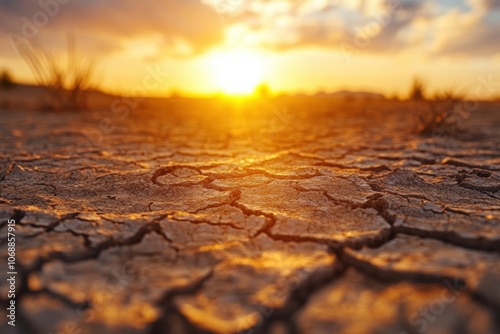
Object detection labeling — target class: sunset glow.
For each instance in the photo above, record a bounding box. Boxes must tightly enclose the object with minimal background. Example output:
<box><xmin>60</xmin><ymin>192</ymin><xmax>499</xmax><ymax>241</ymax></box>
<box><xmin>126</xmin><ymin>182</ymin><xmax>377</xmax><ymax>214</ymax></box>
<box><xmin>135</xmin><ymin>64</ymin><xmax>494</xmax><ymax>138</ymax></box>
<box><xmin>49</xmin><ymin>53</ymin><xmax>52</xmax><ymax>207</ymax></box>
<box><xmin>0</xmin><ymin>0</ymin><xmax>499</xmax><ymax>98</ymax></box>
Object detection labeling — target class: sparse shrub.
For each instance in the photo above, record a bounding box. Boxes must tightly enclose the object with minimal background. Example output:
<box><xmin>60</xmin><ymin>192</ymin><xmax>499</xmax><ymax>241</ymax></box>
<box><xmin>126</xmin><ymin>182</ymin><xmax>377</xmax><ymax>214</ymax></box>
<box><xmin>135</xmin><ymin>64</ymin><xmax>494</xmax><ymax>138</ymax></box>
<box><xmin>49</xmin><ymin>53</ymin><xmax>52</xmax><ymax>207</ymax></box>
<box><xmin>409</xmin><ymin>77</ymin><xmax>426</xmax><ymax>101</ymax></box>
<box><xmin>0</xmin><ymin>70</ymin><xmax>15</xmax><ymax>89</ymax></box>
<box><xmin>388</xmin><ymin>92</ymin><xmax>400</xmax><ymax>101</ymax></box>
<box><xmin>416</xmin><ymin>89</ymin><xmax>468</xmax><ymax>136</ymax></box>
<box><xmin>431</xmin><ymin>89</ymin><xmax>463</xmax><ymax>102</ymax></box>
<box><xmin>18</xmin><ymin>35</ymin><xmax>96</xmax><ymax>111</ymax></box>
<box><xmin>254</xmin><ymin>83</ymin><xmax>270</xmax><ymax>99</ymax></box>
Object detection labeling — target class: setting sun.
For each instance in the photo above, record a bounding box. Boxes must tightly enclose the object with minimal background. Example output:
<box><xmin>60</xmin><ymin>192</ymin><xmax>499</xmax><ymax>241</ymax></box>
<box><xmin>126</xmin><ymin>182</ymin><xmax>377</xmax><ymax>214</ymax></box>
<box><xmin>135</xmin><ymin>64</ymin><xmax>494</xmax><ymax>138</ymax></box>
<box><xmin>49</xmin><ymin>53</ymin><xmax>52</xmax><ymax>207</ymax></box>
<box><xmin>210</xmin><ymin>49</ymin><xmax>265</xmax><ymax>95</ymax></box>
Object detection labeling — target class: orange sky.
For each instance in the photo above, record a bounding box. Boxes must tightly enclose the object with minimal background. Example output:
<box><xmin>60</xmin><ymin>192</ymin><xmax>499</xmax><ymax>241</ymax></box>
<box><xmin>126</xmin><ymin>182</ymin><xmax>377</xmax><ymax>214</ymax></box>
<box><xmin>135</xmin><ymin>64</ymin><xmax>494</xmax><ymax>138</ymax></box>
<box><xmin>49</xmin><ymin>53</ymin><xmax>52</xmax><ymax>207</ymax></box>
<box><xmin>1</xmin><ymin>0</ymin><xmax>499</xmax><ymax>98</ymax></box>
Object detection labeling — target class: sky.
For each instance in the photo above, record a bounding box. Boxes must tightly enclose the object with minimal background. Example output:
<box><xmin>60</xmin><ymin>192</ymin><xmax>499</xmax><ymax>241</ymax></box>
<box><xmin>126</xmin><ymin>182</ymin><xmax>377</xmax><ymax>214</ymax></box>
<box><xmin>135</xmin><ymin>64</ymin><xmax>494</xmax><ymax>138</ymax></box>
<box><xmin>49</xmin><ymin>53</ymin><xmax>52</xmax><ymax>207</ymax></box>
<box><xmin>0</xmin><ymin>0</ymin><xmax>499</xmax><ymax>98</ymax></box>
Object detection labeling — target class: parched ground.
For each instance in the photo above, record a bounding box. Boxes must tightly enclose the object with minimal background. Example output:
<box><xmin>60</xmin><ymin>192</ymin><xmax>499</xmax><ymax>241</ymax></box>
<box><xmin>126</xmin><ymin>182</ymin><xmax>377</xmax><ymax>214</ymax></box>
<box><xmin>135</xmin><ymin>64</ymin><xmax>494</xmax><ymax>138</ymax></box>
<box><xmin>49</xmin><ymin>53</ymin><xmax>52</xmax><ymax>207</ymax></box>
<box><xmin>1</xmin><ymin>99</ymin><xmax>500</xmax><ymax>334</ymax></box>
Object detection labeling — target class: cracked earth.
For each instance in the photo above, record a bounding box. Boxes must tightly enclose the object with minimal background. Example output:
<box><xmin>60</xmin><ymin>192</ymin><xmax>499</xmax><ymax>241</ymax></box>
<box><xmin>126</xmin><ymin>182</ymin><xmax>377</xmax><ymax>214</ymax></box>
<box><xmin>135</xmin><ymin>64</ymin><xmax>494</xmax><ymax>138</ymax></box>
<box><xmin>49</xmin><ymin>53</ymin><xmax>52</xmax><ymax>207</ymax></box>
<box><xmin>1</xmin><ymin>100</ymin><xmax>500</xmax><ymax>333</ymax></box>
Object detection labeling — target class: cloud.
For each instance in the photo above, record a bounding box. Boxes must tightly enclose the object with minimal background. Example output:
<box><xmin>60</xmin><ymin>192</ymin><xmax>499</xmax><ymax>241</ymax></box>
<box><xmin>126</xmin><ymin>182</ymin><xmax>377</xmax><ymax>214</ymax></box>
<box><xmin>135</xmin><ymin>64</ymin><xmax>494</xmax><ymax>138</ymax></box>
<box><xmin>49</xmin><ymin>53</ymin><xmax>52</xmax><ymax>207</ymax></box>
<box><xmin>472</xmin><ymin>0</ymin><xmax>500</xmax><ymax>10</ymax></box>
<box><xmin>428</xmin><ymin>0</ymin><xmax>500</xmax><ymax>57</ymax></box>
<box><xmin>224</xmin><ymin>0</ymin><xmax>500</xmax><ymax>57</ymax></box>
<box><xmin>220</xmin><ymin>0</ymin><xmax>429</xmax><ymax>55</ymax></box>
<box><xmin>0</xmin><ymin>0</ymin><xmax>224</xmax><ymax>57</ymax></box>
<box><xmin>0</xmin><ymin>0</ymin><xmax>498</xmax><ymax>60</ymax></box>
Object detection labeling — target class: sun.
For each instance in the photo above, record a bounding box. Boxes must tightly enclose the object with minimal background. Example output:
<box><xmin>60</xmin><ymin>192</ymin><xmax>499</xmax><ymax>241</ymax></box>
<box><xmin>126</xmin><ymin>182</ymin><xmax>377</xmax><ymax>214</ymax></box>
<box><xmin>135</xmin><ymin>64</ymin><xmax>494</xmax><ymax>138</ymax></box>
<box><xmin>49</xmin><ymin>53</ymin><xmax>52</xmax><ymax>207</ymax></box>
<box><xmin>210</xmin><ymin>49</ymin><xmax>265</xmax><ymax>95</ymax></box>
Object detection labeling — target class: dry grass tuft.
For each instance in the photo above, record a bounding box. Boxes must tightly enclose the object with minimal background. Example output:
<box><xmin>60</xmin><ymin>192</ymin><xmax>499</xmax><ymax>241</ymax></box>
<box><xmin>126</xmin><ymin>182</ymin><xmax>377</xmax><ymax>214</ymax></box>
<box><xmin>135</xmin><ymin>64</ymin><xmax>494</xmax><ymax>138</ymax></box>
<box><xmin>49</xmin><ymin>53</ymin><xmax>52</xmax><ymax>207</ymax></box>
<box><xmin>0</xmin><ymin>70</ymin><xmax>15</xmax><ymax>90</ymax></box>
<box><xmin>409</xmin><ymin>77</ymin><xmax>426</xmax><ymax>101</ymax></box>
<box><xmin>417</xmin><ymin>89</ymin><xmax>468</xmax><ymax>136</ymax></box>
<box><xmin>18</xmin><ymin>35</ymin><xmax>96</xmax><ymax>111</ymax></box>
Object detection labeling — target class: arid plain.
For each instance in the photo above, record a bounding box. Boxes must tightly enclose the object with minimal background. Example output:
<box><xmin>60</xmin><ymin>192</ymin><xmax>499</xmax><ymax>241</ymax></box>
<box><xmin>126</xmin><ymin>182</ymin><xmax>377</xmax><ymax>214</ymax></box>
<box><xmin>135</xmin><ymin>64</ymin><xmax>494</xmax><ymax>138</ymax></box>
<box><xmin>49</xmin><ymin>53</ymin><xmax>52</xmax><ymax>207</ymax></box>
<box><xmin>1</xmin><ymin>96</ymin><xmax>500</xmax><ymax>333</ymax></box>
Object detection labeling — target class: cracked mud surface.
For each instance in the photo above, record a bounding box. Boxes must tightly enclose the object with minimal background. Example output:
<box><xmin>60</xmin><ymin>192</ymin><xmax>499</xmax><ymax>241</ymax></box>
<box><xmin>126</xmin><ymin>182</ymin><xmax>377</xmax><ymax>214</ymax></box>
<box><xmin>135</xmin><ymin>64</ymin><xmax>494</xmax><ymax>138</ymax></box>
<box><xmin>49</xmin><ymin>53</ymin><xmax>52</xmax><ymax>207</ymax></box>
<box><xmin>1</xmin><ymin>101</ymin><xmax>500</xmax><ymax>333</ymax></box>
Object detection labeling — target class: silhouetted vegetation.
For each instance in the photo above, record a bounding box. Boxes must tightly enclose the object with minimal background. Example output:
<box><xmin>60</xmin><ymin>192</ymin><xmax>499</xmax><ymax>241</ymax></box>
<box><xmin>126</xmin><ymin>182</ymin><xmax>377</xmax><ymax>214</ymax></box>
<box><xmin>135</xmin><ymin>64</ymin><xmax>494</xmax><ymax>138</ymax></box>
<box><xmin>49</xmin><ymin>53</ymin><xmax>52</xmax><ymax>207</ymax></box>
<box><xmin>409</xmin><ymin>77</ymin><xmax>426</xmax><ymax>101</ymax></box>
<box><xmin>431</xmin><ymin>89</ymin><xmax>464</xmax><ymax>102</ymax></box>
<box><xmin>18</xmin><ymin>35</ymin><xmax>96</xmax><ymax>111</ymax></box>
<box><xmin>0</xmin><ymin>70</ymin><xmax>15</xmax><ymax>89</ymax></box>
<box><xmin>254</xmin><ymin>83</ymin><xmax>271</xmax><ymax>99</ymax></box>
<box><xmin>417</xmin><ymin>89</ymin><xmax>467</xmax><ymax>136</ymax></box>
<box><xmin>388</xmin><ymin>92</ymin><xmax>400</xmax><ymax>101</ymax></box>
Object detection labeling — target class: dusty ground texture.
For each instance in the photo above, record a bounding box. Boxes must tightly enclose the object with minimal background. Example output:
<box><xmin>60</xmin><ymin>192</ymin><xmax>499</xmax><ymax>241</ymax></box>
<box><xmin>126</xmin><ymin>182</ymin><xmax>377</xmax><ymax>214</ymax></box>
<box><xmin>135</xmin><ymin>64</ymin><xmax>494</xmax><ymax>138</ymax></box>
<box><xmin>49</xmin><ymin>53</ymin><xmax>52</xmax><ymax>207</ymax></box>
<box><xmin>1</xmin><ymin>99</ymin><xmax>500</xmax><ymax>334</ymax></box>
